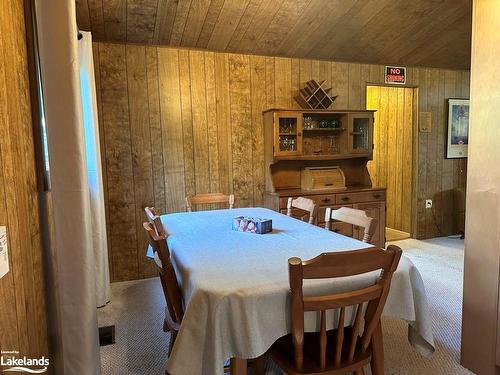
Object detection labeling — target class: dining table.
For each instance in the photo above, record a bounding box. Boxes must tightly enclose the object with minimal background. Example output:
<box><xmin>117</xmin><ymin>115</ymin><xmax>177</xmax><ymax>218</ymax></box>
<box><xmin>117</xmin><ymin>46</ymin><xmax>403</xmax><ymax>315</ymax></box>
<box><xmin>154</xmin><ymin>207</ymin><xmax>434</xmax><ymax>375</ymax></box>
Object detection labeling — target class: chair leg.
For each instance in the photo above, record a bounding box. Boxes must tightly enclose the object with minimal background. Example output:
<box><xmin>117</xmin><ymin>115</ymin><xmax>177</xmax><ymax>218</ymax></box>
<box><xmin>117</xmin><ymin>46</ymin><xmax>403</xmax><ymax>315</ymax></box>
<box><xmin>168</xmin><ymin>331</ymin><xmax>177</xmax><ymax>357</ymax></box>
<box><xmin>163</xmin><ymin>319</ymin><xmax>170</xmax><ymax>332</ymax></box>
<box><xmin>253</xmin><ymin>355</ymin><xmax>266</xmax><ymax>375</ymax></box>
<box><xmin>230</xmin><ymin>358</ymin><xmax>248</xmax><ymax>375</ymax></box>
<box><xmin>370</xmin><ymin>322</ymin><xmax>384</xmax><ymax>375</ymax></box>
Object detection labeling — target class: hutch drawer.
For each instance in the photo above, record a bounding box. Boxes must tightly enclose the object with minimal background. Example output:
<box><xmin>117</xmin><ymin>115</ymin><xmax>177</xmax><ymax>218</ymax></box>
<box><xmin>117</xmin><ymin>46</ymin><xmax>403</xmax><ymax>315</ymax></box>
<box><xmin>313</xmin><ymin>194</ymin><xmax>337</xmax><ymax>206</ymax></box>
<box><xmin>335</xmin><ymin>190</ymin><xmax>385</xmax><ymax>205</ymax></box>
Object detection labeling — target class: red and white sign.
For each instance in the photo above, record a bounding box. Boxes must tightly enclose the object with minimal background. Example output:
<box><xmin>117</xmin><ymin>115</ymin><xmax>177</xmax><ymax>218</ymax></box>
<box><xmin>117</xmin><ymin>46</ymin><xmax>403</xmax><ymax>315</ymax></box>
<box><xmin>385</xmin><ymin>66</ymin><xmax>406</xmax><ymax>85</ymax></box>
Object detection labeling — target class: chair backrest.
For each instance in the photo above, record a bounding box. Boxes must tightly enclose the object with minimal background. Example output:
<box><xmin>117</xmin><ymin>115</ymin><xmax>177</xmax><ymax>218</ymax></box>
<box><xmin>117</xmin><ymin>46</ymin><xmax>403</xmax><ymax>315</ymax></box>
<box><xmin>185</xmin><ymin>193</ymin><xmax>235</xmax><ymax>212</ymax></box>
<box><xmin>144</xmin><ymin>206</ymin><xmax>166</xmax><ymax>237</ymax></box>
<box><xmin>288</xmin><ymin>245</ymin><xmax>402</xmax><ymax>371</ymax></box>
<box><xmin>287</xmin><ymin>197</ymin><xmax>316</xmax><ymax>224</ymax></box>
<box><xmin>325</xmin><ymin>206</ymin><xmax>377</xmax><ymax>243</ymax></box>
<box><xmin>143</xmin><ymin>222</ymin><xmax>184</xmax><ymax>330</ymax></box>
<box><xmin>144</xmin><ymin>206</ymin><xmax>157</xmax><ymax>221</ymax></box>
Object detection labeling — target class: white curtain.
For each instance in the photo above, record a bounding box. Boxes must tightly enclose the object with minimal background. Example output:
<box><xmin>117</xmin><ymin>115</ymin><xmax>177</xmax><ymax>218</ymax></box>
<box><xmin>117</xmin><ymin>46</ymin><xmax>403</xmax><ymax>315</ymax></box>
<box><xmin>78</xmin><ymin>31</ymin><xmax>110</xmax><ymax>308</ymax></box>
<box><xmin>36</xmin><ymin>0</ymin><xmax>102</xmax><ymax>374</ymax></box>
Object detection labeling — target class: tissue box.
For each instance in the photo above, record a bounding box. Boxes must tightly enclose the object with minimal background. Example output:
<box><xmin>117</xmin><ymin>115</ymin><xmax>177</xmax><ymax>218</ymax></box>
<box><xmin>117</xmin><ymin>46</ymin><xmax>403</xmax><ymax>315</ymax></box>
<box><xmin>232</xmin><ymin>216</ymin><xmax>272</xmax><ymax>234</ymax></box>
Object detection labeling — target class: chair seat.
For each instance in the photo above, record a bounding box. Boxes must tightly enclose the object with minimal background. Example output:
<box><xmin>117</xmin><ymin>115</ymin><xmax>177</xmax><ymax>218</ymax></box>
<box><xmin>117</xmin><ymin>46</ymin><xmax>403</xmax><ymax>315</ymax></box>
<box><xmin>269</xmin><ymin>328</ymin><xmax>372</xmax><ymax>375</ymax></box>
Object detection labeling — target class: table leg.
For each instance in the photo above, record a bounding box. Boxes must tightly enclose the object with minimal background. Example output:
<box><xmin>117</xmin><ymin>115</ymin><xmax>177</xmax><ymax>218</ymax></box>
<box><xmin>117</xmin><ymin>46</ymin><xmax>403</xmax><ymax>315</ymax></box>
<box><xmin>253</xmin><ymin>355</ymin><xmax>266</xmax><ymax>375</ymax></box>
<box><xmin>371</xmin><ymin>321</ymin><xmax>384</xmax><ymax>375</ymax></box>
<box><xmin>230</xmin><ymin>358</ymin><xmax>247</xmax><ymax>375</ymax></box>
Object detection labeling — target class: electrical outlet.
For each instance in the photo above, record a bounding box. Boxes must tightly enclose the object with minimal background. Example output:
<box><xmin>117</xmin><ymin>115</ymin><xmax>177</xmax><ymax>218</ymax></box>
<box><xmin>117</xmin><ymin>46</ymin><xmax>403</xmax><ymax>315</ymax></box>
<box><xmin>425</xmin><ymin>199</ymin><xmax>433</xmax><ymax>209</ymax></box>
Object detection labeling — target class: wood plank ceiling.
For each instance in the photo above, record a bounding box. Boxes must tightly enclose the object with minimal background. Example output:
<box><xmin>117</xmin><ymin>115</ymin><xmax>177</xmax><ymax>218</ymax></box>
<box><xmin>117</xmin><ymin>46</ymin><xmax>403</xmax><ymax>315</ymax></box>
<box><xmin>76</xmin><ymin>0</ymin><xmax>472</xmax><ymax>70</ymax></box>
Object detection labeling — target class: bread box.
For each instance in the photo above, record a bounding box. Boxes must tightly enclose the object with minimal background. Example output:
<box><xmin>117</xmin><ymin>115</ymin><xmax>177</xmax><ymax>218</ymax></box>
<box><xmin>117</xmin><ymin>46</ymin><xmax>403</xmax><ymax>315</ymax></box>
<box><xmin>301</xmin><ymin>166</ymin><xmax>346</xmax><ymax>191</ymax></box>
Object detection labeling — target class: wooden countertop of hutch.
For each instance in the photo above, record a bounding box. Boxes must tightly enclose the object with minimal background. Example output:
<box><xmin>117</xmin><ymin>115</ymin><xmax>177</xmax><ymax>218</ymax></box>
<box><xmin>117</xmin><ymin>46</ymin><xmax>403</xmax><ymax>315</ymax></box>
<box><xmin>265</xmin><ymin>185</ymin><xmax>386</xmax><ymax>197</ymax></box>
<box><xmin>273</xmin><ymin>154</ymin><xmax>372</xmax><ymax>162</ymax></box>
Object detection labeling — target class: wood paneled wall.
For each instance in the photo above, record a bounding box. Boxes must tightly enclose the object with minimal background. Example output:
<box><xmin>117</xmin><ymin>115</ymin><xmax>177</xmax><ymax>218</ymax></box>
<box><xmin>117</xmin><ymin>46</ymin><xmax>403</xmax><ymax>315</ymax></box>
<box><xmin>0</xmin><ymin>0</ymin><xmax>49</xmax><ymax>365</ymax></box>
<box><xmin>93</xmin><ymin>42</ymin><xmax>469</xmax><ymax>282</ymax></box>
<box><xmin>367</xmin><ymin>86</ymin><xmax>415</xmax><ymax>234</ymax></box>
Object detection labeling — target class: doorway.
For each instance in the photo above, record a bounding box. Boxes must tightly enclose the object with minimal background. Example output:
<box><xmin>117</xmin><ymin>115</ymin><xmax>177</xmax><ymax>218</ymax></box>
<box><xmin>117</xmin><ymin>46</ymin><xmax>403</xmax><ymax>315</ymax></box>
<box><xmin>366</xmin><ymin>86</ymin><xmax>416</xmax><ymax>241</ymax></box>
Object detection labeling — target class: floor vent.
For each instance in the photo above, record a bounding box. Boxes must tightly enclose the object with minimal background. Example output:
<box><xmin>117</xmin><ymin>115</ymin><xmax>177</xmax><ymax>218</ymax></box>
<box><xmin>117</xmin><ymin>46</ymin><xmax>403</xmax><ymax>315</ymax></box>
<box><xmin>99</xmin><ymin>325</ymin><xmax>115</xmax><ymax>346</ymax></box>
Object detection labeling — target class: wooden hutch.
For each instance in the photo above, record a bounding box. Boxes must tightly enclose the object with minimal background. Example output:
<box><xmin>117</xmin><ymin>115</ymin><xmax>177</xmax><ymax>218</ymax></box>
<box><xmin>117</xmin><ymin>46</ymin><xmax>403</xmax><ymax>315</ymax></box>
<box><xmin>263</xmin><ymin>109</ymin><xmax>386</xmax><ymax>248</ymax></box>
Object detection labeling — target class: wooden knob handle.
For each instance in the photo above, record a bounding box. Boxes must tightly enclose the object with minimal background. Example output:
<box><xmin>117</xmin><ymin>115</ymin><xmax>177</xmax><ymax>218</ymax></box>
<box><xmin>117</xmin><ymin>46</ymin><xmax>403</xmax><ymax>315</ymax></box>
<box><xmin>373</xmin><ymin>193</ymin><xmax>381</xmax><ymax>199</ymax></box>
<box><xmin>341</xmin><ymin>197</ymin><xmax>350</xmax><ymax>202</ymax></box>
<box><xmin>322</xmin><ymin>198</ymin><xmax>331</xmax><ymax>203</ymax></box>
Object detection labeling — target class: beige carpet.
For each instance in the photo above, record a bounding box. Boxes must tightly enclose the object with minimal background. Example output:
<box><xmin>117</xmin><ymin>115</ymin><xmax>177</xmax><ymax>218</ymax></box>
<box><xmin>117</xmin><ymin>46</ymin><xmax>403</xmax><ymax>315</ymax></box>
<box><xmin>98</xmin><ymin>237</ymin><xmax>475</xmax><ymax>375</ymax></box>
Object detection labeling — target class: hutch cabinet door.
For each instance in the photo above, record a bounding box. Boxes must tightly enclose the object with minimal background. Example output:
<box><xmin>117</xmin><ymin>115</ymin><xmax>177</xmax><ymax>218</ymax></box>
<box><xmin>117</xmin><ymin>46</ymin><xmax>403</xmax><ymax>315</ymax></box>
<box><xmin>348</xmin><ymin>113</ymin><xmax>373</xmax><ymax>155</ymax></box>
<box><xmin>274</xmin><ymin>112</ymin><xmax>303</xmax><ymax>156</ymax></box>
<box><xmin>353</xmin><ymin>201</ymin><xmax>385</xmax><ymax>247</ymax></box>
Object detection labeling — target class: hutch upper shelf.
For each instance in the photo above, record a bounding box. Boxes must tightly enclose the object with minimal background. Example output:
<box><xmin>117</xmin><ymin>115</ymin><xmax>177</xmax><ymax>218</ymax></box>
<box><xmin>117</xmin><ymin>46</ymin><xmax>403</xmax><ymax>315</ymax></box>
<box><xmin>263</xmin><ymin>109</ymin><xmax>375</xmax><ymax>161</ymax></box>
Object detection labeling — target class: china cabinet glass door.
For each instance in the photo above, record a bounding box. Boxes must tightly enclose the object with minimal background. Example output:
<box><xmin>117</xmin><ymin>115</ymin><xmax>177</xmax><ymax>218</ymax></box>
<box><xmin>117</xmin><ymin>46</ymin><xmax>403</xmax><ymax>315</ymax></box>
<box><xmin>348</xmin><ymin>114</ymin><xmax>373</xmax><ymax>154</ymax></box>
<box><xmin>274</xmin><ymin>112</ymin><xmax>302</xmax><ymax>156</ymax></box>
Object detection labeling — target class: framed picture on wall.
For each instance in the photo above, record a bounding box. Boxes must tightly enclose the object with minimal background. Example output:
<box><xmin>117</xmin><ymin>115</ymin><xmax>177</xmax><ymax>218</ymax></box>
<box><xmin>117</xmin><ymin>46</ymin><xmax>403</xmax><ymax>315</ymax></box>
<box><xmin>446</xmin><ymin>98</ymin><xmax>470</xmax><ymax>158</ymax></box>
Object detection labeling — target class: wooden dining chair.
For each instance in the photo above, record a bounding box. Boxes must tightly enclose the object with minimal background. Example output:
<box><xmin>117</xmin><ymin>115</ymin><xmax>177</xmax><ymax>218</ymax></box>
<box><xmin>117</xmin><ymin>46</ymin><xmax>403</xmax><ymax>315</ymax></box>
<box><xmin>143</xmin><ymin>221</ymin><xmax>183</xmax><ymax>359</ymax></box>
<box><xmin>185</xmin><ymin>192</ymin><xmax>235</xmax><ymax>212</ymax></box>
<box><xmin>287</xmin><ymin>197</ymin><xmax>316</xmax><ymax>224</ymax></box>
<box><xmin>144</xmin><ymin>206</ymin><xmax>166</xmax><ymax>237</ymax></box>
<box><xmin>325</xmin><ymin>206</ymin><xmax>378</xmax><ymax>243</ymax></box>
<box><xmin>144</xmin><ymin>207</ymin><xmax>173</xmax><ymax>334</ymax></box>
<box><xmin>264</xmin><ymin>245</ymin><xmax>402</xmax><ymax>375</ymax></box>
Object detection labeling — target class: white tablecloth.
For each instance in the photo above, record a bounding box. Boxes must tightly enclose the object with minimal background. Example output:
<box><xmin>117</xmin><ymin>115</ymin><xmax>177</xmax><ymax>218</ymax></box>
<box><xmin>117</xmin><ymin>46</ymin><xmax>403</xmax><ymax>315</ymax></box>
<box><xmin>158</xmin><ymin>208</ymin><xmax>434</xmax><ymax>375</ymax></box>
